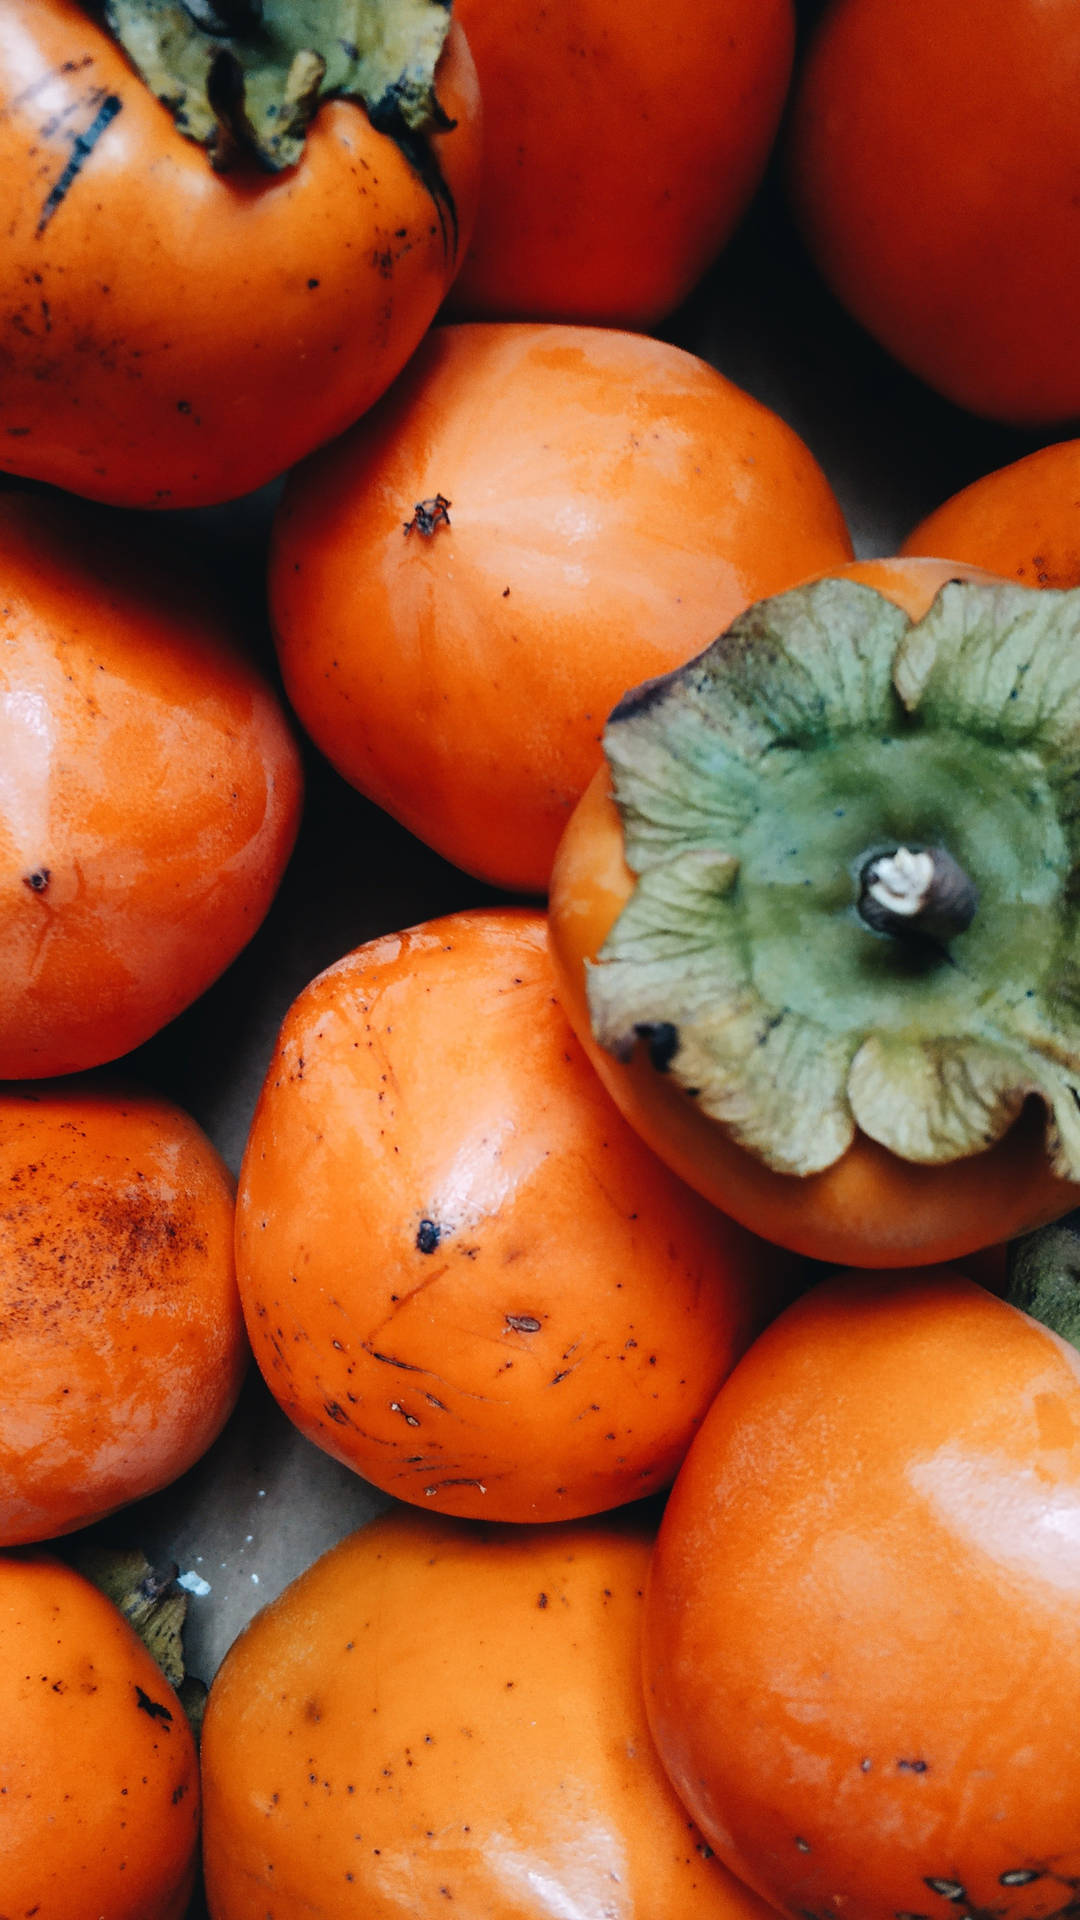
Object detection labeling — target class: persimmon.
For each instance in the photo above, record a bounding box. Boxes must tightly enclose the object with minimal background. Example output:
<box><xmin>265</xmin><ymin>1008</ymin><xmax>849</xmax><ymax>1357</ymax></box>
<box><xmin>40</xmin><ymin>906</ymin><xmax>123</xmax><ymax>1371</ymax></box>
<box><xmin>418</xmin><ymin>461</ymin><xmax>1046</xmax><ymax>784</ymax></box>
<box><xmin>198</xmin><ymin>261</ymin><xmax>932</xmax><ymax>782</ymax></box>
<box><xmin>643</xmin><ymin>1257</ymin><xmax>1080</xmax><ymax>1920</ymax></box>
<box><xmin>0</xmin><ymin>1549</ymin><xmax>199</xmax><ymax>1919</ymax></box>
<box><xmin>0</xmin><ymin>490</ymin><xmax>303</xmax><ymax>1077</ymax></box>
<box><xmin>788</xmin><ymin>0</ymin><xmax>1080</xmax><ymax>425</ymax></box>
<box><xmin>0</xmin><ymin>0</ymin><xmax>481</xmax><ymax>508</ymax></box>
<box><xmin>201</xmin><ymin>1505</ymin><xmax>782</xmax><ymax>1919</ymax></box>
<box><xmin>903</xmin><ymin>440</ymin><xmax>1080</xmax><ymax>588</ymax></box>
<box><xmin>547</xmin><ymin>556</ymin><xmax>1080</xmax><ymax>1266</ymax></box>
<box><xmin>235</xmin><ymin>907</ymin><xmax>795</xmax><ymax>1522</ymax></box>
<box><xmin>447</xmin><ymin>0</ymin><xmax>795</xmax><ymax>325</ymax></box>
<box><xmin>269</xmin><ymin>322</ymin><xmax>853</xmax><ymax>891</ymax></box>
<box><xmin>0</xmin><ymin>1079</ymin><xmax>245</xmax><ymax>1546</ymax></box>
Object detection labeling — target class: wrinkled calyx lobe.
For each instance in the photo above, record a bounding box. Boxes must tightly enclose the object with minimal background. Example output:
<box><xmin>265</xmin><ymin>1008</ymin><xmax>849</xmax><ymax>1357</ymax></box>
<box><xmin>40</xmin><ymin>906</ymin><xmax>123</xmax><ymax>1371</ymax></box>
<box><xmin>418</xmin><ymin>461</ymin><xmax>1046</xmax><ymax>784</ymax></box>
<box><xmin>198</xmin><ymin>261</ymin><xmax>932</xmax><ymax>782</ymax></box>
<box><xmin>587</xmin><ymin>576</ymin><xmax>1080</xmax><ymax>1179</ymax></box>
<box><xmin>103</xmin><ymin>0</ymin><xmax>459</xmax><ymax>236</ymax></box>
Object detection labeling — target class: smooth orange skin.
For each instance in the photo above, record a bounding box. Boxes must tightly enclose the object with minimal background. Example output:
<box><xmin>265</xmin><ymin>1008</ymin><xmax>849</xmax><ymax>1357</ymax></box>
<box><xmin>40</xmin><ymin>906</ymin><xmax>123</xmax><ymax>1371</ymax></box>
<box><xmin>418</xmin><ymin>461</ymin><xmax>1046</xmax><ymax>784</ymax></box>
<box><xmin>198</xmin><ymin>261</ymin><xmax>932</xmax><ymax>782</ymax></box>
<box><xmin>643</xmin><ymin>1268</ymin><xmax>1080</xmax><ymax>1918</ymax></box>
<box><xmin>547</xmin><ymin>557</ymin><xmax>1080</xmax><ymax>1266</ymax></box>
<box><xmin>0</xmin><ymin>1080</ymin><xmax>246</xmax><ymax>1546</ymax></box>
<box><xmin>201</xmin><ymin>1506</ymin><xmax>783</xmax><ymax>1920</ymax></box>
<box><xmin>0</xmin><ymin>492</ymin><xmax>303</xmax><ymax>1077</ymax></box>
<box><xmin>789</xmin><ymin>0</ymin><xmax>1080</xmax><ymax>425</ymax></box>
<box><xmin>448</xmin><ymin>0</ymin><xmax>794</xmax><ymax>326</ymax></box>
<box><xmin>236</xmin><ymin>907</ymin><xmax>796</xmax><ymax>1522</ymax></box>
<box><xmin>903</xmin><ymin>440</ymin><xmax>1080</xmax><ymax>588</ymax></box>
<box><xmin>269</xmin><ymin>322</ymin><xmax>853</xmax><ymax>891</ymax></box>
<box><xmin>0</xmin><ymin>1551</ymin><xmax>199</xmax><ymax>1919</ymax></box>
<box><xmin>0</xmin><ymin>1</ymin><xmax>481</xmax><ymax>508</ymax></box>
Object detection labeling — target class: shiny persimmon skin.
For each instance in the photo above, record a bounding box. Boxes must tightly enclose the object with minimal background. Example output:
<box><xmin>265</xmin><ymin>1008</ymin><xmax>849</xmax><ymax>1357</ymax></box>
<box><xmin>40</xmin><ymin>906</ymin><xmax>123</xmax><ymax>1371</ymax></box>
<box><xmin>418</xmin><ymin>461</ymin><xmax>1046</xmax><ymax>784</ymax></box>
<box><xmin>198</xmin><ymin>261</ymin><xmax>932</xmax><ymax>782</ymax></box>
<box><xmin>269</xmin><ymin>323</ymin><xmax>853</xmax><ymax>891</ymax></box>
<box><xmin>0</xmin><ymin>1</ymin><xmax>480</xmax><ymax>508</ymax></box>
<box><xmin>448</xmin><ymin>0</ymin><xmax>794</xmax><ymax>325</ymax></box>
<box><xmin>201</xmin><ymin>1507</ymin><xmax>782</xmax><ymax>1920</ymax></box>
<box><xmin>643</xmin><ymin>1268</ymin><xmax>1080</xmax><ymax>1919</ymax></box>
<box><xmin>789</xmin><ymin>0</ymin><xmax>1080</xmax><ymax>425</ymax></box>
<box><xmin>547</xmin><ymin>557</ymin><xmax>1080</xmax><ymax>1266</ymax></box>
<box><xmin>0</xmin><ymin>1551</ymin><xmax>199</xmax><ymax>1919</ymax></box>
<box><xmin>903</xmin><ymin>440</ymin><xmax>1080</xmax><ymax>588</ymax></box>
<box><xmin>236</xmin><ymin>908</ymin><xmax>795</xmax><ymax>1522</ymax></box>
<box><xmin>0</xmin><ymin>1080</ymin><xmax>245</xmax><ymax>1546</ymax></box>
<box><xmin>0</xmin><ymin>492</ymin><xmax>303</xmax><ymax>1077</ymax></box>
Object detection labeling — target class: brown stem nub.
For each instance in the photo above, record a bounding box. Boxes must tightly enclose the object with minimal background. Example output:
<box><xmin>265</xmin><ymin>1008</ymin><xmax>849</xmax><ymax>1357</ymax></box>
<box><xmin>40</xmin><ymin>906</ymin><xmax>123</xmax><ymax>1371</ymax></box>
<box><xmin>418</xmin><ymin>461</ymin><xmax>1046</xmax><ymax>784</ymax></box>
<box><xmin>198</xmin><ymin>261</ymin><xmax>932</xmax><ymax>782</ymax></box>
<box><xmin>857</xmin><ymin>845</ymin><xmax>978</xmax><ymax>943</ymax></box>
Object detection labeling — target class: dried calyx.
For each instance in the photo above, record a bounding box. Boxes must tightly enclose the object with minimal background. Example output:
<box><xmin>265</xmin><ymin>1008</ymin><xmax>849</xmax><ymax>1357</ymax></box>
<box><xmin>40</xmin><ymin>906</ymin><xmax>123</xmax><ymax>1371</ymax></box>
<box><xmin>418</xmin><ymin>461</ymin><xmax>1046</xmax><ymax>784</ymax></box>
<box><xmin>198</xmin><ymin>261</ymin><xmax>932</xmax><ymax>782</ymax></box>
<box><xmin>587</xmin><ymin>576</ymin><xmax>1080</xmax><ymax>1179</ymax></box>
<box><xmin>103</xmin><ymin>0</ymin><xmax>458</xmax><ymax>230</ymax></box>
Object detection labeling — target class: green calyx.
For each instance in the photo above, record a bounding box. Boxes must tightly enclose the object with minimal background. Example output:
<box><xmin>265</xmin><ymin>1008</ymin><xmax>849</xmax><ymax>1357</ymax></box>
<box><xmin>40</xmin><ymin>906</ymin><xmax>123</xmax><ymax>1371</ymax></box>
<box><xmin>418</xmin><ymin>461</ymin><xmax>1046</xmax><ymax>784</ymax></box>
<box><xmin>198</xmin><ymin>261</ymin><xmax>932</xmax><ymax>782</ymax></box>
<box><xmin>104</xmin><ymin>0</ymin><xmax>458</xmax><ymax>232</ymax></box>
<box><xmin>587</xmin><ymin>576</ymin><xmax>1080</xmax><ymax>1179</ymax></box>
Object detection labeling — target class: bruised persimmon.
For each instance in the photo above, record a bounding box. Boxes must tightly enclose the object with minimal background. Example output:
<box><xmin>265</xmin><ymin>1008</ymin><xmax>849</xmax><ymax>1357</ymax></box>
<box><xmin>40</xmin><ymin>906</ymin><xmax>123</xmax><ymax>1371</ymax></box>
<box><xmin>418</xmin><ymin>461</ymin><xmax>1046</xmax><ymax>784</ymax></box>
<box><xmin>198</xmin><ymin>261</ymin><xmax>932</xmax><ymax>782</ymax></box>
<box><xmin>0</xmin><ymin>1550</ymin><xmax>199</xmax><ymax>1919</ymax></box>
<box><xmin>269</xmin><ymin>321</ymin><xmax>853</xmax><ymax>892</ymax></box>
<box><xmin>0</xmin><ymin>1079</ymin><xmax>246</xmax><ymax>1546</ymax></box>
<box><xmin>201</xmin><ymin>1505</ymin><xmax>783</xmax><ymax>1919</ymax></box>
<box><xmin>235</xmin><ymin>907</ymin><xmax>794</xmax><ymax>1521</ymax></box>
<box><xmin>0</xmin><ymin>491</ymin><xmax>302</xmax><ymax>1077</ymax></box>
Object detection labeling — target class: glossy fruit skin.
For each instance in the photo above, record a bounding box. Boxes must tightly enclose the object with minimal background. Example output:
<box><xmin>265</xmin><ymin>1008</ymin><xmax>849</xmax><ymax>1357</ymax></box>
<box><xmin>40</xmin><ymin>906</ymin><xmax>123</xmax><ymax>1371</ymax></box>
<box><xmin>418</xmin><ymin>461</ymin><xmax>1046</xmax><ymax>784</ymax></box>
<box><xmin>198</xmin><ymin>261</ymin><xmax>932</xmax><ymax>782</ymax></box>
<box><xmin>0</xmin><ymin>0</ymin><xmax>481</xmax><ymax>508</ymax></box>
<box><xmin>0</xmin><ymin>1080</ymin><xmax>245</xmax><ymax>1546</ymax></box>
<box><xmin>236</xmin><ymin>907</ymin><xmax>795</xmax><ymax>1521</ymax></box>
<box><xmin>903</xmin><ymin>440</ymin><xmax>1080</xmax><ymax>587</ymax></box>
<box><xmin>269</xmin><ymin>322</ymin><xmax>853</xmax><ymax>891</ymax></box>
<box><xmin>0</xmin><ymin>1550</ymin><xmax>199</xmax><ymax>1919</ymax></box>
<box><xmin>547</xmin><ymin>556</ymin><xmax>1080</xmax><ymax>1266</ymax></box>
<box><xmin>201</xmin><ymin>1506</ymin><xmax>782</xmax><ymax>1919</ymax></box>
<box><xmin>643</xmin><ymin>1267</ymin><xmax>1080</xmax><ymax>1920</ymax></box>
<box><xmin>0</xmin><ymin>491</ymin><xmax>303</xmax><ymax>1077</ymax></box>
<box><xmin>448</xmin><ymin>0</ymin><xmax>794</xmax><ymax>325</ymax></box>
<box><xmin>789</xmin><ymin>0</ymin><xmax>1080</xmax><ymax>425</ymax></box>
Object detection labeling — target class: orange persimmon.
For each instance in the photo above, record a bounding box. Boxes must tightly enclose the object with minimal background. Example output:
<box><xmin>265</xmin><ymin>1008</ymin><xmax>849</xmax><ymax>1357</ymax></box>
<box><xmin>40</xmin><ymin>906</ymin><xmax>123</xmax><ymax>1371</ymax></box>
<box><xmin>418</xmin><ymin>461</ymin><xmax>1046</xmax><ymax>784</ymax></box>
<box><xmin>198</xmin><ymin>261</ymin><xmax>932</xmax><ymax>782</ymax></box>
<box><xmin>0</xmin><ymin>0</ymin><xmax>481</xmax><ymax>507</ymax></box>
<box><xmin>547</xmin><ymin>557</ymin><xmax>1080</xmax><ymax>1266</ymax></box>
<box><xmin>0</xmin><ymin>1079</ymin><xmax>246</xmax><ymax>1546</ymax></box>
<box><xmin>0</xmin><ymin>491</ymin><xmax>303</xmax><ymax>1077</ymax></box>
<box><xmin>902</xmin><ymin>440</ymin><xmax>1080</xmax><ymax>588</ymax></box>
<box><xmin>643</xmin><ymin>1263</ymin><xmax>1080</xmax><ymax>1918</ymax></box>
<box><xmin>448</xmin><ymin>0</ymin><xmax>795</xmax><ymax>325</ymax></box>
<box><xmin>201</xmin><ymin>1505</ymin><xmax>783</xmax><ymax>1919</ymax></box>
<box><xmin>0</xmin><ymin>1550</ymin><xmax>200</xmax><ymax>1919</ymax></box>
<box><xmin>269</xmin><ymin>322</ymin><xmax>853</xmax><ymax>891</ymax></box>
<box><xmin>788</xmin><ymin>0</ymin><xmax>1080</xmax><ymax>424</ymax></box>
<box><xmin>235</xmin><ymin>907</ymin><xmax>795</xmax><ymax>1522</ymax></box>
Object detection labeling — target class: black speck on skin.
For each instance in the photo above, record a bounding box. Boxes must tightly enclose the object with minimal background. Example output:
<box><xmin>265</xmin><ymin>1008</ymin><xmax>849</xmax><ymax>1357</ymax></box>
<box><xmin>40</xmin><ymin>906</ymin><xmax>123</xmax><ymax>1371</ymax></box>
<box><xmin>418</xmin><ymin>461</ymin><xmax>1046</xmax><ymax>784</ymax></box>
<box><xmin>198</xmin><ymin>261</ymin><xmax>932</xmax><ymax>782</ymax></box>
<box><xmin>416</xmin><ymin>1219</ymin><xmax>440</xmax><ymax>1254</ymax></box>
<box><xmin>134</xmin><ymin>1686</ymin><xmax>173</xmax><ymax>1726</ymax></box>
<box><xmin>23</xmin><ymin>868</ymin><xmax>50</xmax><ymax>892</ymax></box>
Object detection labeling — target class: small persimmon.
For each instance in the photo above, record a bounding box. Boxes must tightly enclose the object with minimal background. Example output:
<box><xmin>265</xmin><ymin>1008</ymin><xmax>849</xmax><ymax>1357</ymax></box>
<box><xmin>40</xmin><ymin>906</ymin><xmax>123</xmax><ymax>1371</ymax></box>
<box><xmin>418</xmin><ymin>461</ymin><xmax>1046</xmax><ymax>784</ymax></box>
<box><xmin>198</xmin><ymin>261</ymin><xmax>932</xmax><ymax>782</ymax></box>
<box><xmin>902</xmin><ymin>440</ymin><xmax>1080</xmax><ymax>589</ymax></box>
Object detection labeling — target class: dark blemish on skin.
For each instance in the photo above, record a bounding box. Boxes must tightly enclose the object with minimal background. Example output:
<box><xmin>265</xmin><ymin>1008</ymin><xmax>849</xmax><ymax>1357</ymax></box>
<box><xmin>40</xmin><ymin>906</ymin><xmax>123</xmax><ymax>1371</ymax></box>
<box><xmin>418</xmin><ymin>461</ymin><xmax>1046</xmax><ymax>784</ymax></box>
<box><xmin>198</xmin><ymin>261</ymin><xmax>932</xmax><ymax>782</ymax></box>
<box><xmin>370</xmin><ymin>1351</ymin><xmax>424</xmax><ymax>1372</ymax></box>
<box><xmin>135</xmin><ymin>1686</ymin><xmax>173</xmax><ymax>1726</ymax></box>
<box><xmin>505</xmin><ymin>1313</ymin><xmax>541</xmax><ymax>1333</ymax></box>
<box><xmin>897</xmin><ymin>1758</ymin><xmax>928</xmax><ymax>1773</ymax></box>
<box><xmin>634</xmin><ymin>1020</ymin><xmax>679</xmax><ymax>1073</ymax></box>
<box><xmin>860</xmin><ymin>1758</ymin><xmax>872</xmax><ymax>1771</ymax></box>
<box><xmin>37</xmin><ymin>93</ymin><xmax>122</xmax><ymax>234</ymax></box>
<box><xmin>416</xmin><ymin>1218</ymin><xmax>441</xmax><ymax>1254</ymax></box>
<box><xmin>403</xmin><ymin>493</ymin><xmax>451</xmax><ymax>537</ymax></box>
<box><xmin>308</xmin><ymin>277</ymin><xmax>320</xmax><ymax>288</ymax></box>
<box><xmin>22</xmin><ymin>869</ymin><xmax>50</xmax><ymax>893</ymax></box>
<box><xmin>537</xmin><ymin>1593</ymin><xmax>548</xmax><ymax>1608</ymax></box>
<box><xmin>795</xmin><ymin>1837</ymin><xmax>811</xmax><ymax>1851</ymax></box>
<box><xmin>324</xmin><ymin>1400</ymin><xmax>351</xmax><ymax>1424</ymax></box>
<box><xmin>999</xmin><ymin>1872</ymin><xmax>1044</xmax><ymax>1888</ymax></box>
<box><xmin>424</xmin><ymin>1478</ymin><xmax>486</xmax><ymax>1496</ymax></box>
<box><xmin>924</xmin><ymin>1882</ymin><xmax>967</xmax><ymax>1902</ymax></box>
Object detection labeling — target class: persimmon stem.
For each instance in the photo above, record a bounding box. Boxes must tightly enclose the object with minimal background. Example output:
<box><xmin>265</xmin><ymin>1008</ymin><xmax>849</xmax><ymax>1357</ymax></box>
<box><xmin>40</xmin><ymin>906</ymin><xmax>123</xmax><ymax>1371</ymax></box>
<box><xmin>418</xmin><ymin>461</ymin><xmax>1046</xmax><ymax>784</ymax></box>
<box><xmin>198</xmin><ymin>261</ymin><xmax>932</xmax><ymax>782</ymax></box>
<box><xmin>1005</xmin><ymin>1211</ymin><xmax>1080</xmax><ymax>1355</ymax></box>
<box><xmin>857</xmin><ymin>845</ymin><xmax>978</xmax><ymax>943</ymax></box>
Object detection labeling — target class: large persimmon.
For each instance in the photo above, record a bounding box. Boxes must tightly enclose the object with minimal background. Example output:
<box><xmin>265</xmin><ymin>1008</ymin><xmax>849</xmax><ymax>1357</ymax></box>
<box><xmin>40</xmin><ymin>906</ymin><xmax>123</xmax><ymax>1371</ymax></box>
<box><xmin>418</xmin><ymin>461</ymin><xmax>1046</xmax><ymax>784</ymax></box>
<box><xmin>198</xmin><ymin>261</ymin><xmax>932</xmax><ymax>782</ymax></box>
<box><xmin>201</xmin><ymin>1506</ymin><xmax>783</xmax><ymax>1919</ymax></box>
<box><xmin>236</xmin><ymin>907</ymin><xmax>795</xmax><ymax>1521</ymax></box>
<box><xmin>269</xmin><ymin>322</ymin><xmax>853</xmax><ymax>891</ymax></box>
<box><xmin>547</xmin><ymin>557</ymin><xmax>1080</xmax><ymax>1266</ymax></box>
<box><xmin>0</xmin><ymin>0</ymin><xmax>480</xmax><ymax>507</ymax></box>
<box><xmin>0</xmin><ymin>1079</ymin><xmax>245</xmax><ymax>1546</ymax></box>
<box><xmin>643</xmin><ymin>1257</ymin><xmax>1080</xmax><ymax>1919</ymax></box>
<box><xmin>0</xmin><ymin>491</ymin><xmax>303</xmax><ymax>1077</ymax></box>
<box><xmin>448</xmin><ymin>0</ymin><xmax>794</xmax><ymax>325</ymax></box>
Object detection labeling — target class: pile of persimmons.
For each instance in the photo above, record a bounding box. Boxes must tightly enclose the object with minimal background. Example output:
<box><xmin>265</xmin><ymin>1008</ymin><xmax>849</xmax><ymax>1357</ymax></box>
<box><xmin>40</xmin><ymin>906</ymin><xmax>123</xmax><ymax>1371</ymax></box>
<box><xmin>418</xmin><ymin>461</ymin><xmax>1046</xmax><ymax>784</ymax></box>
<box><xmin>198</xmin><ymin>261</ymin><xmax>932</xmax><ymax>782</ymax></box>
<box><xmin>5</xmin><ymin>3</ymin><xmax>1080</xmax><ymax>1917</ymax></box>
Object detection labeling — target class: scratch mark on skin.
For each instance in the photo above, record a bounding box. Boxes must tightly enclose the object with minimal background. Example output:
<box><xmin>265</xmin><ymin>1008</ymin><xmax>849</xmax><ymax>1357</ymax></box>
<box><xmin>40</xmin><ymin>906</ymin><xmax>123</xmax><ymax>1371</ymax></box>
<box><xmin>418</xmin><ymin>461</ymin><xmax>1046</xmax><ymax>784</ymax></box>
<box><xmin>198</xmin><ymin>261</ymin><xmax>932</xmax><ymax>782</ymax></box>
<box><xmin>363</xmin><ymin>1264</ymin><xmax>451</xmax><ymax>1344</ymax></box>
<box><xmin>362</xmin><ymin>1343</ymin><xmax>497</xmax><ymax>1405</ymax></box>
<box><xmin>37</xmin><ymin>93</ymin><xmax>123</xmax><ymax>234</ymax></box>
